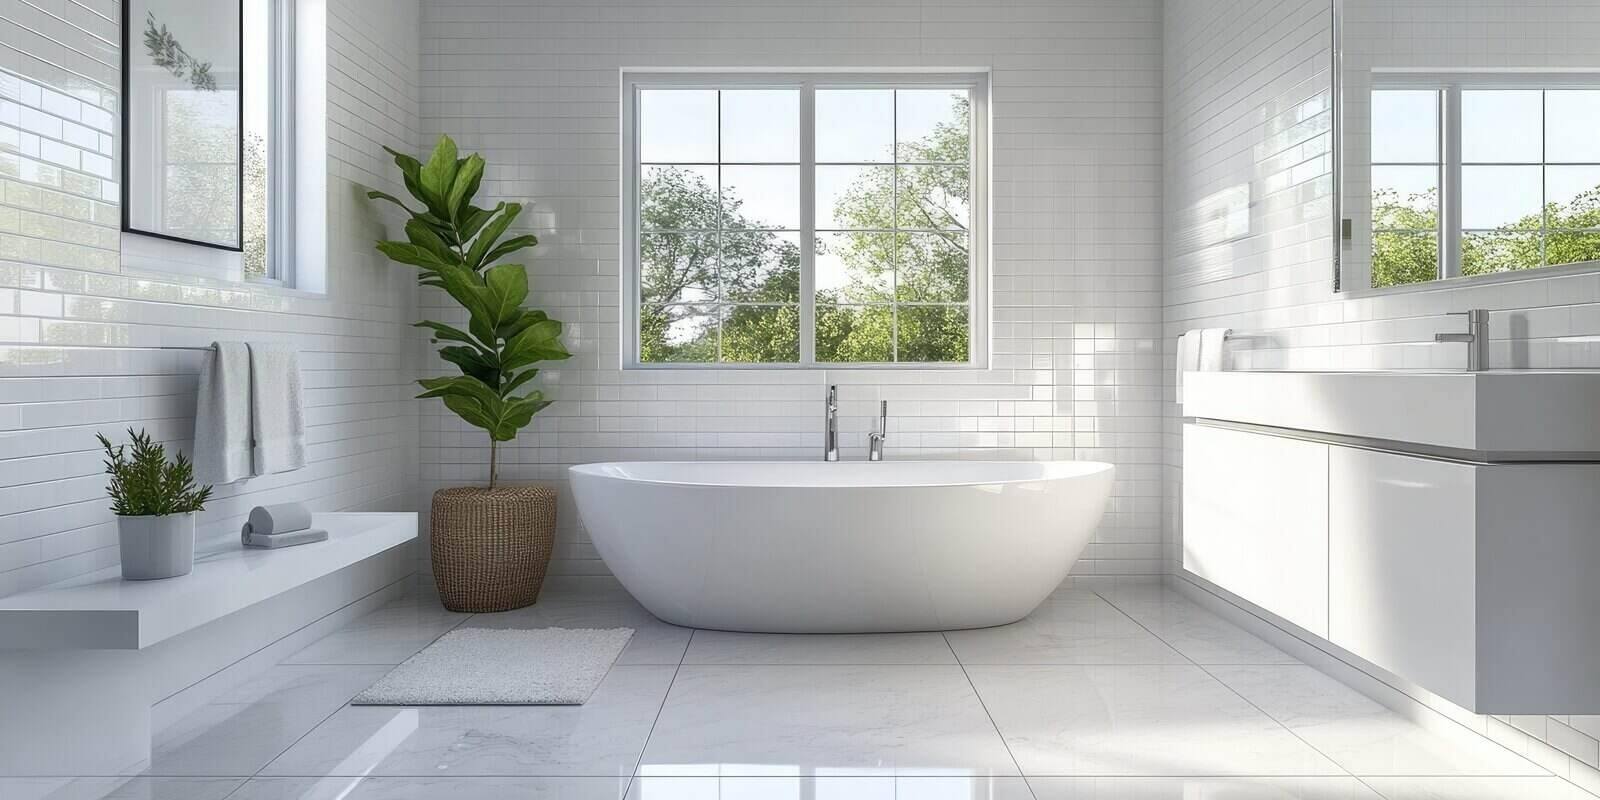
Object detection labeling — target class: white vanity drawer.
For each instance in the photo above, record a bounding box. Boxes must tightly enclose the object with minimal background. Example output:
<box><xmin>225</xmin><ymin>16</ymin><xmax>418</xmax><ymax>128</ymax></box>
<box><xmin>1182</xmin><ymin>424</ymin><xmax>1329</xmax><ymax>638</ymax></box>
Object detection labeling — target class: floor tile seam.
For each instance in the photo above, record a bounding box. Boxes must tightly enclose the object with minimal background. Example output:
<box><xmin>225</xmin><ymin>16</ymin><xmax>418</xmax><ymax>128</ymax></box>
<box><xmin>941</xmin><ymin>630</ymin><xmax>1037</xmax><ymax>797</ymax></box>
<box><xmin>623</xmin><ymin>627</ymin><xmax>692</xmax><ymax>793</ymax></box>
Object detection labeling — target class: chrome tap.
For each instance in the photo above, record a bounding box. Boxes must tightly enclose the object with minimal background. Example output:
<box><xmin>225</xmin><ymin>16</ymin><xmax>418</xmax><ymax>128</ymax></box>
<box><xmin>868</xmin><ymin>400</ymin><xmax>887</xmax><ymax>461</ymax></box>
<box><xmin>1434</xmin><ymin>309</ymin><xmax>1488</xmax><ymax>372</ymax></box>
<box><xmin>824</xmin><ymin>384</ymin><xmax>839</xmax><ymax>461</ymax></box>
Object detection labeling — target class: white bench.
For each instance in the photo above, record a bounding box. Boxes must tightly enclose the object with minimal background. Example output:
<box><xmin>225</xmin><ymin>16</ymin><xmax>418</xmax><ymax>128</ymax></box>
<box><xmin>0</xmin><ymin>512</ymin><xmax>416</xmax><ymax>775</ymax></box>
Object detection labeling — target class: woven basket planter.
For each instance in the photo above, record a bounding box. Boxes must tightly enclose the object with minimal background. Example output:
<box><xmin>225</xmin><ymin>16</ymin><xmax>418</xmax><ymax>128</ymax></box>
<box><xmin>429</xmin><ymin>485</ymin><xmax>556</xmax><ymax>612</ymax></box>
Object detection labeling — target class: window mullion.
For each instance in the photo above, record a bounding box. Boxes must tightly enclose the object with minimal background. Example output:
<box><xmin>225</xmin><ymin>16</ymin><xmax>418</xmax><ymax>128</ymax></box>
<box><xmin>799</xmin><ymin>82</ymin><xmax>817</xmax><ymax>366</ymax></box>
<box><xmin>1441</xmin><ymin>85</ymin><xmax>1463</xmax><ymax>279</ymax></box>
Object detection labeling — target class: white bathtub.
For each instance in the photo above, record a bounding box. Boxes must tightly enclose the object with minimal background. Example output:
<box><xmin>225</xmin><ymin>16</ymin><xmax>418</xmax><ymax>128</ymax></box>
<box><xmin>567</xmin><ymin>460</ymin><xmax>1115</xmax><ymax>633</ymax></box>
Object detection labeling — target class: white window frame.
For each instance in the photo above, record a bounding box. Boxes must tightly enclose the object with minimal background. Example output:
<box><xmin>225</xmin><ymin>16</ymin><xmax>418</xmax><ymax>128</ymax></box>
<box><xmin>1360</xmin><ymin>71</ymin><xmax>1600</xmax><ymax>290</ymax></box>
<box><xmin>620</xmin><ymin>70</ymin><xmax>991</xmax><ymax>369</ymax></box>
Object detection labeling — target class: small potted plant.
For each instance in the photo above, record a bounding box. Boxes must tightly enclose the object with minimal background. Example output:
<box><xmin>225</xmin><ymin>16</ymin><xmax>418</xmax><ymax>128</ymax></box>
<box><xmin>98</xmin><ymin>428</ymin><xmax>213</xmax><ymax>580</ymax></box>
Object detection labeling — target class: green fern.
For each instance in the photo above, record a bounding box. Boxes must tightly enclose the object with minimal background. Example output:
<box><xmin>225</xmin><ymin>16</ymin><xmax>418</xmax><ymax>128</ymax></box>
<box><xmin>98</xmin><ymin>428</ymin><xmax>213</xmax><ymax>516</ymax></box>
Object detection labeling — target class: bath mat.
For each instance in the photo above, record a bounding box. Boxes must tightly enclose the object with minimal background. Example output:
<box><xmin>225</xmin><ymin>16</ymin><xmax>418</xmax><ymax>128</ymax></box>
<box><xmin>352</xmin><ymin>627</ymin><xmax>634</xmax><ymax>705</ymax></box>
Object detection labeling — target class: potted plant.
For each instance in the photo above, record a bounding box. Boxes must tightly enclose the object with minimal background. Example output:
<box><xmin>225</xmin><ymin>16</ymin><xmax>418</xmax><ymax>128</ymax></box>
<box><xmin>98</xmin><ymin>428</ymin><xmax>213</xmax><ymax>580</ymax></box>
<box><xmin>369</xmin><ymin>134</ymin><xmax>572</xmax><ymax>612</ymax></box>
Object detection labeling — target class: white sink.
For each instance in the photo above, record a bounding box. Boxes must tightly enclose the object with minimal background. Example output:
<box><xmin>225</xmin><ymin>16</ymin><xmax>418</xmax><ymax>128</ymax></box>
<box><xmin>1182</xmin><ymin>370</ymin><xmax>1600</xmax><ymax>458</ymax></box>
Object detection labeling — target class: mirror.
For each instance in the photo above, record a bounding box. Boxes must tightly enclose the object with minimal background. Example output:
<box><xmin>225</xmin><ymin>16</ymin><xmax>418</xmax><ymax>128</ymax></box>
<box><xmin>122</xmin><ymin>0</ymin><xmax>249</xmax><ymax>254</ymax></box>
<box><xmin>1336</xmin><ymin>0</ymin><xmax>1600</xmax><ymax>292</ymax></box>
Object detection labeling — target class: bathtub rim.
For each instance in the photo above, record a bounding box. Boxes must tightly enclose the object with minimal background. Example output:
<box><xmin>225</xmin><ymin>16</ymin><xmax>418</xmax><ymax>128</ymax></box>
<box><xmin>567</xmin><ymin>459</ymin><xmax>1114</xmax><ymax>490</ymax></box>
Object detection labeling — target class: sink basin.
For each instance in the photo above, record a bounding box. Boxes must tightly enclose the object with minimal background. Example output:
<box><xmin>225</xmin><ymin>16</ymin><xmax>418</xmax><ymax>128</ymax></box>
<box><xmin>1182</xmin><ymin>370</ymin><xmax>1600</xmax><ymax>458</ymax></box>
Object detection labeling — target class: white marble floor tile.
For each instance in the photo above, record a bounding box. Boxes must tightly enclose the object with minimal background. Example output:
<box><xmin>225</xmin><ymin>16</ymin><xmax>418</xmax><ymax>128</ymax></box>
<box><xmin>1361</xmin><ymin>777</ymin><xmax>1598</xmax><ymax>799</ymax></box>
<box><xmin>229</xmin><ymin>776</ymin><xmax>629</xmax><ymax>799</ymax></box>
<box><xmin>1093</xmin><ymin>585</ymin><xmax>1298</xmax><ymax>665</ymax></box>
<box><xmin>470</xmin><ymin>587</ymin><xmax>691</xmax><ymax>665</ymax></box>
<box><xmin>1029</xmin><ymin>777</ymin><xmax>1383</xmax><ymax>799</ymax></box>
<box><xmin>682</xmin><ymin>631</ymin><xmax>956</xmax><ymax>665</ymax></box>
<box><xmin>638</xmin><ymin>665</ymin><xmax>1020</xmax><ymax>777</ymax></box>
<box><xmin>967</xmin><ymin>664</ymin><xmax>1344</xmax><ymax>777</ymax></box>
<box><xmin>143</xmin><ymin>665</ymin><xmax>390</xmax><ymax>777</ymax></box>
<box><xmin>258</xmin><ymin>665</ymin><xmax>675</xmax><ymax>777</ymax></box>
<box><xmin>626</xmin><ymin>775</ymin><xmax>1037</xmax><ymax>799</ymax></box>
<box><xmin>0</xmin><ymin>778</ymin><xmax>244</xmax><ymax>800</ymax></box>
<box><xmin>944</xmin><ymin>592</ymin><xmax>1187</xmax><ymax>665</ymax></box>
<box><xmin>284</xmin><ymin>592</ymin><xmax>470</xmax><ymax>665</ymax></box>
<box><xmin>1207</xmin><ymin>665</ymin><xmax>1547</xmax><ymax>777</ymax></box>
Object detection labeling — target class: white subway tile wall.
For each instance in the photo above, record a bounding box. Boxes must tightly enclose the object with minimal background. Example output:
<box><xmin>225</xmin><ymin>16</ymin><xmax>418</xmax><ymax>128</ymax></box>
<box><xmin>1164</xmin><ymin>0</ymin><xmax>1600</xmax><ymax>794</ymax></box>
<box><xmin>0</xmin><ymin>0</ymin><xmax>423</xmax><ymax>596</ymax></box>
<box><xmin>416</xmin><ymin>0</ymin><xmax>1167</xmax><ymax>578</ymax></box>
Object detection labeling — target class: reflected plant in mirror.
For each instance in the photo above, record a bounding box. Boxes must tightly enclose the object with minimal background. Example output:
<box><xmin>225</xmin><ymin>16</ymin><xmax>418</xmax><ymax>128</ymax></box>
<box><xmin>1338</xmin><ymin>0</ymin><xmax>1600</xmax><ymax>291</ymax></box>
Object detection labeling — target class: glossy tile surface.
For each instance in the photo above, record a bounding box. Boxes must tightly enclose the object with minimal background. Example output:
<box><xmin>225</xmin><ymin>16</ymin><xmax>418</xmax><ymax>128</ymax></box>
<box><xmin>1209</xmin><ymin>665</ymin><xmax>1548</xmax><ymax>777</ymax></box>
<box><xmin>639</xmin><ymin>664</ymin><xmax>1019</xmax><ymax>776</ymax></box>
<box><xmin>967</xmin><ymin>664</ymin><xmax>1344</xmax><ymax>776</ymax></box>
<box><xmin>36</xmin><ymin>581</ymin><xmax>1575</xmax><ymax>799</ymax></box>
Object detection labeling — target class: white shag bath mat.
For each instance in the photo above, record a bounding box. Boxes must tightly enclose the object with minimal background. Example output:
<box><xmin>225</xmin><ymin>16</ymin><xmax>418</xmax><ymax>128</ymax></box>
<box><xmin>352</xmin><ymin>627</ymin><xmax>634</xmax><ymax>705</ymax></box>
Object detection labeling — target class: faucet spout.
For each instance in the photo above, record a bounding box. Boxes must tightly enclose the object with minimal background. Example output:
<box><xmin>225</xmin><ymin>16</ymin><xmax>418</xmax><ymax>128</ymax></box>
<box><xmin>823</xmin><ymin>385</ymin><xmax>839</xmax><ymax>462</ymax></box>
<box><xmin>1434</xmin><ymin>309</ymin><xmax>1488</xmax><ymax>371</ymax></box>
<box><xmin>868</xmin><ymin>400</ymin><xmax>887</xmax><ymax>461</ymax></box>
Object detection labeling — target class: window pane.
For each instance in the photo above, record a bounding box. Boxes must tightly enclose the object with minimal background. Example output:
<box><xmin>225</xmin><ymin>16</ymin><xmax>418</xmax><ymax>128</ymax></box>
<box><xmin>1463</xmin><ymin>231</ymin><xmax>1542</xmax><ymax>275</ymax></box>
<box><xmin>721</xmin><ymin>305</ymin><xmax>799</xmax><ymax>363</ymax></box>
<box><xmin>897</xmin><ymin>232</ymin><xmax>968</xmax><ymax>303</ymax></box>
<box><xmin>641</xmin><ymin>232</ymin><xmax>717</xmax><ymax>303</ymax></box>
<box><xmin>816</xmin><ymin>232</ymin><xmax>891</xmax><ymax>303</ymax></box>
<box><xmin>1370</xmin><ymin>165</ymin><xmax>1438</xmax><ymax>230</ymax></box>
<box><xmin>817</xmin><ymin>165</ymin><xmax>894</xmax><ymax>230</ymax></box>
<box><xmin>1371</xmin><ymin>232</ymin><xmax>1438</xmax><ymax>288</ymax></box>
<box><xmin>1547</xmin><ymin>91</ymin><xmax>1600</xmax><ymax>163</ymax></box>
<box><xmin>1545</xmin><ymin>165</ymin><xmax>1600</xmax><ymax>229</ymax></box>
<box><xmin>896</xmin><ymin>164</ymin><xmax>969</xmax><ymax>230</ymax></box>
<box><xmin>897</xmin><ymin>305</ymin><xmax>969</xmax><ymax>363</ymax></box>
<box><xmin>642</xmin><ymin>166</ymin><xmax>720</xmax><ymax>230</ymax></box>
<box><xmin>640</xmin><ymin>304</ymin><xmax>718</xmax><ymax>363</ymax></box>
<box><xmin>897</xmin><ymin>89</ymin><xmax>969</xmax><ymax>161</ymax></box>
<box><xmin>816</xmin><ymin>305</ymin><xmax>893</xmax><ymax>362</ymax></box>
<box><xmin>1370</xmin><ymin>90</ymin><xmax>1438</xmax><ymax>163</ymax></box>
<box><xmin>722</xmin><ymin>231</ymin><xmax>800</xmax><ymax>303</ymax></box>
<box><xmin>1462</xmin><ymin>90</ymin><xmax>1542</xmax><ymax>163</ymax></box>
<box><xmin>1545</xmin><ymin>231</ymin><xmax>1600</xmax><ymax>267</ymax></box>
<box><xmin>1463</xmin><ymin>165</ymin><xmax>1542</xmax><ymax>230</ymax></box>
<box><xmin>817</xmin><ymin>89</ymin><xmax>894</xmax><ymax>163</ymax></box>
<box><xmin>640</xmin><ymin>90</ymin><xmax>717</xmax><ymax>162</ymax></box>
<box><xmin>242</xmin><ymin>0</ymin><xmax>271</xmax><ymax>277</ymax></box>
<box><xmin>720</xmin><ymin>90</ymin><xmax>799</xmax><ymax>163</ymax></box>
<box><xmin>721</xmin><ymin>165</ymin><xmax>799</xmax><ymax>230</ymax></box>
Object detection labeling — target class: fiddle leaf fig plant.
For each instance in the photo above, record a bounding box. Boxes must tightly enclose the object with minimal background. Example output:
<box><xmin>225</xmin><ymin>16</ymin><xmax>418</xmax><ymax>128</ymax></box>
<box><xmin>370</xmin><ymin>135</ymin><xmax>570</xmax><ymax>487</ymax></box>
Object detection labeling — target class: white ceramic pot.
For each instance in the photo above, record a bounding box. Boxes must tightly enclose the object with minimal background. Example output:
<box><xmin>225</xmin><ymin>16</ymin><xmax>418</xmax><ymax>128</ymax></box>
<box><xmin>118</xmin><ymin>512</ymin><xmax>196</xmax><ymax>580</ymax></box>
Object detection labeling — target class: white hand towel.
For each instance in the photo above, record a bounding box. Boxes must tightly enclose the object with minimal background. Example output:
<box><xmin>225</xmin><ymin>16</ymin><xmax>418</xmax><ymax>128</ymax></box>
<box><xmin>193</xmin><ymin>342</ymin><xmax>253</xmax><ymax>484</ymax></box>
<box><xmin>248</xmin><ymin>343</ymin><xmax>306</xmax><ymax>476</ymax></box>
<box><xmin>1198</xmin><ymin>327</ymin><xmax>1232</xmax><ymax>372</ymax></box>
<box><xmin>1175</xmin><ymin>331</ymin><xmax>1202</xmax><ymax>403</ymax></box>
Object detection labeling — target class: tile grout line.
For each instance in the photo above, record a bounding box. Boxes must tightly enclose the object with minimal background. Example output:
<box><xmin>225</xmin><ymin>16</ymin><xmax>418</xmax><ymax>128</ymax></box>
<box><xmin>623</xmin><ymin>626</ymin><xmax>693</xmax><ymax>798</ymax></box>
<box><xmin>941</xmin><ymin>630</ymin><xmax>1040</xmax><ymax>800</ymax></box>
<box><xmin>1091</xmin><ymin>585</ymin><xmax>1371</xmax><ymax>791</ymax></box>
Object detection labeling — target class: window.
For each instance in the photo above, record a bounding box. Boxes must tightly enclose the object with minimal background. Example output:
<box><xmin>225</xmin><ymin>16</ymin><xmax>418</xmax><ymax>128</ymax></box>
<box><xmin>243</xmin><ymin>0</ymin><xmax>295</xmax><ymax>282</ymax></box>
<box><xmin>623</xmin><ymin>73</ymin><xmax>988</xmax><ymax>367</ymax></box>
<box><xmin>1369</xmin><ymin>81</ymin><xmax>1600</xmax><ymax>289</ymax></box>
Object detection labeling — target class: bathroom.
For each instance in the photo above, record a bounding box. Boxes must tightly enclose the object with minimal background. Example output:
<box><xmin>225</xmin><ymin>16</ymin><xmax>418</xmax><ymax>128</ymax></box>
<box><xmin>1</xmin><ymin>0</ymin><xmax>1598</xmax><ymax>796</ymax></box>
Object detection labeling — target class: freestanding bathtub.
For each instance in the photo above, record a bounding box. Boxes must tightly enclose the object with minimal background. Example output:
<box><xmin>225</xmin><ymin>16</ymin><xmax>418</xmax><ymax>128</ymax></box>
<box><xmin>568</xmin><ymin>460</ymin><xmax>1115</xmax><ymax>633</ymax></box>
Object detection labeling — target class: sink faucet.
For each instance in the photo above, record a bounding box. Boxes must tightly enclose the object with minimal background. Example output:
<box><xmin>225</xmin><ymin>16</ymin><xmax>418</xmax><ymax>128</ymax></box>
<box><xmin>868</xmin><ymin>401</ymin><xmax>888</xmax><ymax>461</ymax></box>
<box><xmin>1434</xmin><ymin>309</ymin><xmax>1488</xmax><ymax>371</ymax></box>
<box><xmin>824</xmin><ymin>385</ymin><xmax>839</xmax><ymax>461</ymax></box>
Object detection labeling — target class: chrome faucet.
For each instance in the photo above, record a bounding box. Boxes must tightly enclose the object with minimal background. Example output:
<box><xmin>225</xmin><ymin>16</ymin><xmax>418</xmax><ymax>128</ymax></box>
<box><xmin>824</xmin><ymin>385</ymin><xmax>839</xmax><ymax>461</ymax></box>
<box><xmin>868</xmin><ymin>400</ymin><xmax>888</xmax><ymax>461</ymax></box>
<box><xmin>1434</xmin><ymin>309</ymin><xmax>1488</xmax><ymax>372</ymax></box>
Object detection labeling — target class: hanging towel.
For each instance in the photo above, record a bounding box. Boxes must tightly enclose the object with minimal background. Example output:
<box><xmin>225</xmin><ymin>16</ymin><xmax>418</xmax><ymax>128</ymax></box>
<box><xmin>241</xmin><ymin>503</ymin><xmax>313</xmax><ymax>537</ymax></box>
<box><xmin>1198</xmin><ymin>327</ymin><xmax>1232</xmax><ymax>372</ymax></box>
<box><xmin>1175</xmin><ymin>331</ymin><xmax>1202</xmax><ymax>403</ymax></box>
<box><xmin>249</xmin><ymin>343</ymin><xmax>306</xmax><ymax>476</ymax></box>
<box><xmin>193</xmin><ymin>342</ymin><xmax>253</xmax><ymax>484</ymax></box>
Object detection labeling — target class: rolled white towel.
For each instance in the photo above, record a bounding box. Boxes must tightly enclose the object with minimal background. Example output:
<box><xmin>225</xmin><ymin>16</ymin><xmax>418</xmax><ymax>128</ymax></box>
<box><xmin>242</xmin><ymin>503</ymin><xmax>313</xmax><ymax>537</ymax></box>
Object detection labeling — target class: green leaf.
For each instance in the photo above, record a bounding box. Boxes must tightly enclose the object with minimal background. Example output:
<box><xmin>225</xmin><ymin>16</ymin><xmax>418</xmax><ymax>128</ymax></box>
<box><xmin>483</xmin><ymin>264</ymin><xmax>529</xmax><ymax>329</ymax></box>
<box><xmin>416</xmin><ymin>375</ymin><xmax>498</xmax><ymax>403</ymax></box>
<box><xmin>500</xmin><ymin>317</ymin><xmax>569</xmax><ymax>371</ymax></box>
<box><xmin>501</xmin><ymin>368</ymin><xmax>539</xmax><ymax>396</ymax></box>
<box><xmin>429</xmin><ymin>266</ymin><xmax>497</xmax><ymax>344</ymax></box>
<box><xmin>497</xmin><ymin>308</ymin><xmax>547</xmax><ymax>341</ymax></box>
<box><xmin>439</xmin><ymin>345</ymin><xmax>499</xmax><ymax>385</ymax></box>
<box><xmin>405</xmin><ymin>219</ymin><xmax>460</xmax><ymax>266</ymax></box>
<box><xmin>480</xmin><ymin>234</ymin><xmax>538</xmax><ymax>268</ymax></box>
<box><xmin>465</xmin><ymin>203</ymin><xmax>522</xmax><ymax>269</ymax></box>
<box><xmin>457</xmin><ymin>204</ymin><xmax>499</xmax><ymax>242</ymax></box>
<box><xmin>366</xmin><ymin>190</ymin><xmax>415</xmax><ymax>215</ymax></box>
<box><xmin>413</xmin><ymin>320</ymin><xmax>480</xmax><ymax>347</ymax></box>
<box><xmin>447</xmin><ymin>154</ymin><xmax>484</xmax><ymax>223</ymax></box>
<box><xmin>376</xmin><ymin>241</ymin><xmax>456</xmax><ymax>272</ymax></box>
<box><xmin>420</xmin><ymin>136</ymin><xmax>459</xmax><ymax>210</ymax></box>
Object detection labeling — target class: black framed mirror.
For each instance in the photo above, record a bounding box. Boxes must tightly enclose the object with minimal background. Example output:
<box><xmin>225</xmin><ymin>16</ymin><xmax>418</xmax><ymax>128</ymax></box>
<box><xmin>122</xmin><ymin>0</ymin><xmax>243</xmax><ymax>251</ymax></box>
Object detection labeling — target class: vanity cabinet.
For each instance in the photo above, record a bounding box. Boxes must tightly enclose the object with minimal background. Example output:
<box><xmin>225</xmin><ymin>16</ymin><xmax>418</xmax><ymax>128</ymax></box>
<box><xmin>1183</xmin><ymin>409</ymin><xmax>1600</xmax><ymax>713</ymax></box>
<box><xmin>1182</xmin><ymin>424</ymin><xmax>1329</xmax><ymax>638</ymax></box>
